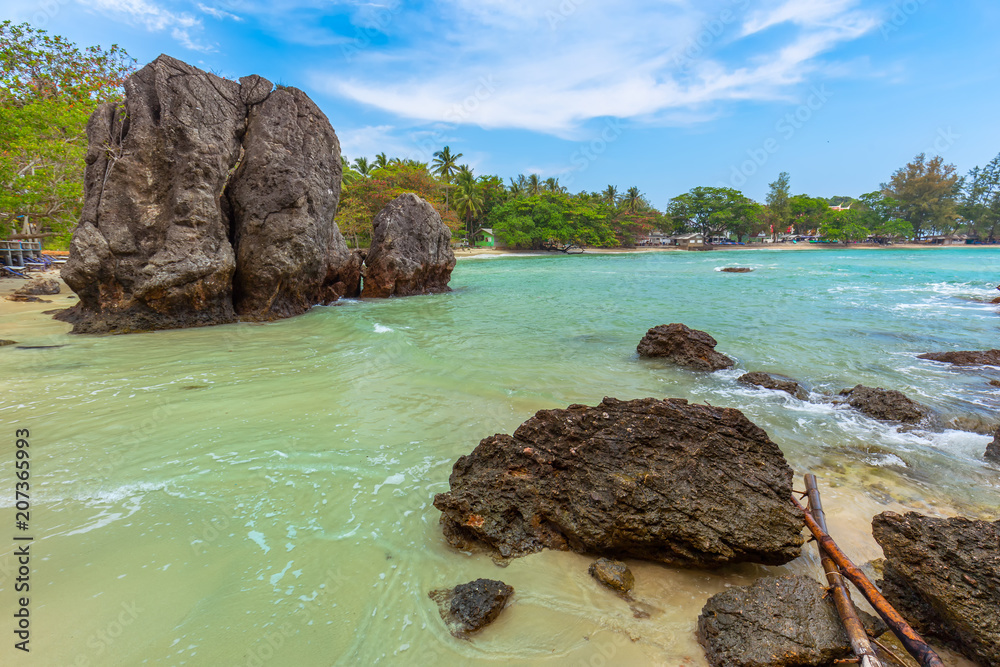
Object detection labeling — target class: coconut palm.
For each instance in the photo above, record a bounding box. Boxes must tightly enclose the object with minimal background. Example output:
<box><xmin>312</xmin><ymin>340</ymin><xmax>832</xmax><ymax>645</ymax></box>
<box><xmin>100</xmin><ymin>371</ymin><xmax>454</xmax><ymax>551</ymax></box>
<box><xmin>353</xmin><ymin>156</ymin><xmax>372</xmax><ymax>176</ymax></box>
<box><xmin>432</xmin><ymin>146</ymin><xmax>463</xmax><ymax>182</ymax></box>
<box><xmin>602</xmin><ymin>185</ymin><xmax>619</xmax><ymax>208</ymax></box>
<box><xmin>453</xmin><ymin>167</ymin><xmax>484</xmax><ymax>241</ymax></box>
<box><xmin>624</xmin><ymin>186</ymin><xmax>642</xmax><ymax>213</ymax></box>
<box><xmin>544</xmin><ymin>177</ymin><xmax>563</xmax><ymax>193</ymax></box>
<box><xmin>373</xmin><ymin>152</ymin><xmax>390</xmax><ymax>170</ymax></box>
<box><xmin>527</xmin><ymin>174</ymin><xmax>541</xmax><ymax>196</ymax></box>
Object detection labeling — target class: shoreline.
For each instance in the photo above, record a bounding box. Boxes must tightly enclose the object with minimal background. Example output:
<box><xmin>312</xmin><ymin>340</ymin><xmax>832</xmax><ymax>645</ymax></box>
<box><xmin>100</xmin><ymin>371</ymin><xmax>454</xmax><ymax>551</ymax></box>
<box><xmin>452</xmin><ymin>242</ymin><xmax>998</xmax><ymax>258</ymax></box>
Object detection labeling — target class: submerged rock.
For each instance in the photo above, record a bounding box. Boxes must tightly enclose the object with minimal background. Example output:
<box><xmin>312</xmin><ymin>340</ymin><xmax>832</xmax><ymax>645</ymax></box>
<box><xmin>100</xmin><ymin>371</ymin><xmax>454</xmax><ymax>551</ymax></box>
<box><xmin>917</xmin><ymin>349</ymin><xmax>1000</xmax><ymax>367</ymax></box>
<box><xmin>697</xmin><ymin>575</ymin><xmax>887</xmax><ymax>667</ymax></box>
<box><xmin>986</xmin><ymin>428</ymin><xmax>1000</xmax><ymax>463</ymax></box>
<box><xmin>992</xmin><ymin>295</ymin><xmax>1000</xmax><ymax>304</ymax></box>
<box><xmin>58</xmin><ymin>55</ymin><xmax>357</xmax><ymax>333</ymax></box>
<box><xmin>636</xmin><ymin>323</ymin><xmax>734</xmax><ymax>371</ymax></box>
<box><xmin>872</xmin><ymin>511</ymin><xmax>1000</xmax><ymax>666</ymax></box>
<box><xmin>839</xmin><ymin>385</ymin><xmax>930</xmax><ymax>424</ymax></box>
<box><xmin>588</xmin><ymin>558</ymin><xmax>634</xmax><ymax>595</ymax></box>
<box><xmin>738</xmin><ymin>372</ymin><xmax>807</xmax><ymax>400</ymax></box>
<box><xmin>13</xmin><ymin>278</ymin><xmax>60</xmax><ymax>296</ymax></box>
<box><xmin>719</xmin><ymin>267</ymin><xmax>753</xmax><ymax>273</ymax></box>
<box><xmin>0</xmin><ymin>339</ymin><xmax>16</xmax><ymax>346</ymax></box>
<box><xmin>361</xmin><ymin>193</ymin><xmax>456</xmax><ymax>298</ymax></box>
<box><xmin>428</xmin><ymin>579</ymin><xmax>513</xmax><ymax>638</ymax></box>
<box><xmin>433</xmin><ymin>397</ymin><xmax>803</xmax><ymax>567</ymax></box>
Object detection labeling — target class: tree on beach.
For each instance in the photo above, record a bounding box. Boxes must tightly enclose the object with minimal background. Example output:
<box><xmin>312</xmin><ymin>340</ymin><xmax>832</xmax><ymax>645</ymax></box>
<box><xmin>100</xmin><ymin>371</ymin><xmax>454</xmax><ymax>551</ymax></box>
<box><xmin>857</xmin><ymin>191</ymin><xmax>911</xmax><ymax>241</ymax></box>
<box><xmin>453</xmin><ymin>167</ymin><xmax>484</xmax><ymax>240</ymax></box>
<box><xmin>959</xmin><ymin>153</ymin><xmax>1000</xmax><ymax>242</ymax></box>
<box><xmin>0</xmin><ymin>21</ymin><xmax>134</xmax><ymax>243</ymax></box>
<box><xmin>352</xmin><ymin>156</ymin><xmax>372</xmax><ymax>176</ymax></box>
<box><xmin>623</xmin><ymin>186</ymin><xmax>642</xmax><ymax>213</ymax></box>
<box><xmin>431</xmin><ymin>146</ymin><xmax>462</xmax><ymax>182</ymax></box>
<box><xmin>667</xmin><ymin>186</ymin><xmax>758</xmax><ymax>241</ymax></box>
<box><xmin>882</xmin><ymin>153</ymin><xmax>959</xmax><ymax>239</ymax></box>
<box><xmin>764</xmin><ymin>172</ymin><xmax>792</xmax><ymax>239</ymax></box>
<box><xmin>601</xmin><ymin>185</ymin><xmax>618</xmax><ymax>208</ymax></box>
<box><xmin>788</xmin><ymin>195</ymin><xmax>828</xmax><ymax>233</ymax></box>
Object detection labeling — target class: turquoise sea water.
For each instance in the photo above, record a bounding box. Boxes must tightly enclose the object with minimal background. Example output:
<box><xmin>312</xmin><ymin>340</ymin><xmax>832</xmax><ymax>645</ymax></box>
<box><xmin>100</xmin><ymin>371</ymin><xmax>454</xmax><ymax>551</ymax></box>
<box><xmin>0</xmin><ymin>247</ymin><xmax>998</xmax><ymax>666</ymax></box>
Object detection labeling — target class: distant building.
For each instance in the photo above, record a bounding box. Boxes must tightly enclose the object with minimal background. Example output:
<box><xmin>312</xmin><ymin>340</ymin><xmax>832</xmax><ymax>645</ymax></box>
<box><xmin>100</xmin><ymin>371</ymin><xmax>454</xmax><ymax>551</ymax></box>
<box><xmin>473</xmin><ymin>228</ymin><xmax>495</xmax><ymax>248</ymax></box>
<box><xmin>675</xmin><ymin>232</ymin><xmax>705</xmax><ymax>249</ymax></box>
<box><xmin>829</xmin><ymin>202</ymin><xmax>853</xmax><ymax>212</ymax></box>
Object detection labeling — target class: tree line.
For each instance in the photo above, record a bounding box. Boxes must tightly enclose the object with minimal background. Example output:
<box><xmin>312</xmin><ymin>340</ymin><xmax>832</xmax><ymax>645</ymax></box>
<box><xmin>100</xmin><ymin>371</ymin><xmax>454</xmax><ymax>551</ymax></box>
<box><xmin>3</xmin><ymin>22</ymin><xmax>998</xmax><ymax>250</ymax></box>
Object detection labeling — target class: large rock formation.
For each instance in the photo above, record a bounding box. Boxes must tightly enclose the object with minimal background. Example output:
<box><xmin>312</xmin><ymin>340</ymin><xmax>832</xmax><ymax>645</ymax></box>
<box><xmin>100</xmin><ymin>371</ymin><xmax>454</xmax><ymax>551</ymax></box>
<box><xmin>361</xmin><ymin>193</ymin><xmax>456</xmax><ymax>298</ymax></box>
<box><xmin>429</xmin><ymin>579</ymin><xmax>514</xmax><ymax>638</ymax></box>
<box><xmin>917</xmin><ymin>349</ymin><xmax>1000</xmax><ymax>367</ymax></box>
<box><xmin>698</xmin><ymin>575</ymin><xmax>887</xmax><ymax>667</ymax></box>
<box><xmin>636</xmin><ymin>323</ymin><xmax>735</xmax><ymax>371</ymax></box>
<box><xmin>433</xmin><ymin>397</ymin><xmax>803</xmax><ymax>567</ymax></box>
<box><xmin>839</xmin><ymin>385</ymin><xmax>931</xmax><ymax>424</ymax></box>
<box><xmin>872</xmin><ymin>512</ymin><xmax>1000</xmax><ymax>666</ymax></box>
<box><xmin>58</xmin><ymin>55</ymin><xmax>359</xmax><ymax>333</ymax></box>
<box><xmin>738</xmin><ymin>372</ymin><xmax>807</xmax><ymax>400</ymax></box>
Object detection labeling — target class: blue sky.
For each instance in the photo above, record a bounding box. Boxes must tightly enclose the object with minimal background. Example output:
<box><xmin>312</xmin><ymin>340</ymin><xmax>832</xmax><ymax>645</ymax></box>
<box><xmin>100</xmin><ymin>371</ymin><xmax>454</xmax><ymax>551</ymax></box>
<box><xmin>4</xmin><ymin>0</ymin><xmax>1000</xmax><ymax>207</ymax></box>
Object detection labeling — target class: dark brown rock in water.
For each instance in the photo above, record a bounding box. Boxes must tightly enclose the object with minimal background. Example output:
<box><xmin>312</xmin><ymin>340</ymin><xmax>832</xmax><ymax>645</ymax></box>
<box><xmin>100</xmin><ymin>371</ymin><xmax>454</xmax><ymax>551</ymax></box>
<box><xmin>588</xmin><ymin>558</ymin><xmax>634</xmax><ymax>594</ymax></box>
<box><xmin>58</xmin><ymin>55</ymin><xmax>357</xmax><ymax>333</ymax></box>
<box><xmin>228</xmin><ymin>85</ymin><xmax>358</xmax><ymax>319</ymax></box>
<box><xmin>839</xmin><ymin>384</ymin><xmax>930</xmax><ymax>424</ymax></box>
<box><xmin>990</xmin><ymin>379</ymin><xmax>1000</xmax><ymax>388</ymax></box>
<box><xmin>6</xmin><ymin>294</ymin><xmax>48</xmax><ymax>302</ymax></box>
<box><xmin>433</xmin><ymin>397</ymin><xmax>803</xmax><ymax>567</ymax></box>
<box><xmin>992</xmin><ymin>295</ymin><xmax>1000</xmax><ymax>304</ymax></box>
<box><xmin>738</xmin><ymin>372</ymin><xmax>807</xmax><ymax>400</ymax></box>
<box><xmin>428</xmin><ymin>579</ymin><xmax>513</xmax><ymax>638</ymax></box>
<box><xmin>698</xmin><ymin>575</ymin><xmax>887</xmax><ymax>667</ymax></box>
<box><xmin>0</xmin><ymin>340</ymin><xmax>16</xmax><ymax>346</ymax></box>
<box><xmin>361</xmin><ymin>193</ymin><xmax>456</xmax><ymax>298</ymax></box>
<box><xmin>719</xmin><ymin>266</ymin><xmax>753</xmax><ymax>273</ymax></box>
<box><xmin>636</xmin><ymin>323</ymin><xmax>734</xmax><ymax>371</ymax></box>
<box><xmin>986</xmin><ymin>428</ymin><xmax>1000</xmax><ymax>463</ymax></box>
<box><xmin>917</xmin><ymin>349</ymin><xmax>1000</xmax><ymax>367</ymax></box>
<box><xmin>13</xmin><ymin>278</ymin><xmax>60</xmax><ymax>296</ymax></box>
<box><xmin>872</xmin><ymin>511</ymin><xmax>1000</xmax><ymax>666</ymax></box>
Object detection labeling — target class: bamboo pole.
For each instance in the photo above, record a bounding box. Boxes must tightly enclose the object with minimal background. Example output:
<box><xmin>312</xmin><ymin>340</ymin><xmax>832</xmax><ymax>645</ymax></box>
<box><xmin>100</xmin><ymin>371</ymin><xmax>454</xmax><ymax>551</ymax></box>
<box><xmin>790</xmin><ymin>493</ymin><xmax>945</xmax><ymax>667</ymax></box>
<box><xmin>804</xmin><ymin>474</ymin><xmax>883</xmax><ymax>667</ymax></box>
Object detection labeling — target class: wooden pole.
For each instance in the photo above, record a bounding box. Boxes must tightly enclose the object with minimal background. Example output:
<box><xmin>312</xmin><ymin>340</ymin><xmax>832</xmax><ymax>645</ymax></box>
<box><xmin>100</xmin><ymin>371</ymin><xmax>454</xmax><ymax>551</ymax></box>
<box><xmin>790</xmin><ymin>494</ymin><xmax>945</xmax><ymax>667</ymax></box>
<box><xmin>804</xmin><ymin>475</ymin><xmax>883</xmax><ymax>667</ymax></box>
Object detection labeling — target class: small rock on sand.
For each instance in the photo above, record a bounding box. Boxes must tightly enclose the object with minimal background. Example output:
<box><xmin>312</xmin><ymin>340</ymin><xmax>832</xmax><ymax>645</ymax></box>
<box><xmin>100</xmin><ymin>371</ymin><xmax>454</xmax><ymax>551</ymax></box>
<box><xmin>429</xmin><ymin>579</ymin><xmax>514</xmax><ymax>638</ymax></box>
<box><xmin>588</xmin><ymin>558</ymin><xmax>634</xmax><ymax>595</ymax></box>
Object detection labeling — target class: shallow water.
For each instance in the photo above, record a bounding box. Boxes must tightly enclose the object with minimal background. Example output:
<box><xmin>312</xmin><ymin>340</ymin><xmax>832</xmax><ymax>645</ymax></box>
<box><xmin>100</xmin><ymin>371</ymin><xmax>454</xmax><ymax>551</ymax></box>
<box><xmin>1</xmin><ymin>247</ymin><xmax>998</xmax><ymax>666</ymax></box>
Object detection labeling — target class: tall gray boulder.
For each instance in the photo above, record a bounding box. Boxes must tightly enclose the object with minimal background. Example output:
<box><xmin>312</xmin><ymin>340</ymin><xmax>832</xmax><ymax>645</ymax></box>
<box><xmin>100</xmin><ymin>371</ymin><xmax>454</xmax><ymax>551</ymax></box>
<box><xmin>58</xmin><ymin>55</ymin><xmax>359</xmax><ymax>333</ymax></box>
<box><xmin>361</xmin><ymin>193</ymin><xmax>456</xmax><ymax>298</ymax></box>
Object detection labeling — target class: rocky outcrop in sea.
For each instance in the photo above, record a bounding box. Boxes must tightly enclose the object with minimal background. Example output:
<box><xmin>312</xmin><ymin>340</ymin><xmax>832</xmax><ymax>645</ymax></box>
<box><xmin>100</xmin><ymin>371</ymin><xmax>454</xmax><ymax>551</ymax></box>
<box><xmin>433</xmin><ymin>397</ymin><xmax>803</xmax><ymax>567</ymax></box>
<box><xmin>917</xmin><ymin>349</ymin><xmax>1000</xmax><ymax>367</ymax></box>
<box><xmin>58</xmin><ymin>55</ymin><xmax>359</xmax><ymax>333</ymax></box>
<box><xmin>636</xmin><ymin>323</ymin><xmax>734</xmax><ymax>371</ymax></box>
<box><xmin>361</xmin><ymin>193</ymin><xmax>456</xmax><ymax>298</ymax></box>
<box><xmin>839</xmin><ymin>384</ymin><xmax>932</xmax><ymax>424</ymax></box>
<box><xmin>738</xmin><ymin>372</ymin><xmax>807</xmax><ymax>399</ymax></box>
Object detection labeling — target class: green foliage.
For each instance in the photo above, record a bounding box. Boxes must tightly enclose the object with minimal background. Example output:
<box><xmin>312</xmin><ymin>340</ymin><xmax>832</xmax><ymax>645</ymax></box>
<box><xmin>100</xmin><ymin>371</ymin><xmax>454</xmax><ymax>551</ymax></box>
<box><xmin>959</xmin><ymin>154</ymin><xmax>1000</xmax><ymax>242</ymax></box>
<box><xmin>882</xmin><ymin>153</ymin><xmax>959</xmax><ymax>239</ymax></box>
<box><xmin>0</xmin><ymin>21</ymin><xmax>134</xmax><ymax>241</ymax></box>
<box><xmin>667</xmin><ymin>186</ymin><xmax>759</xmax><ymax>240</ymax></box>
<box><xmin>764</xmin><ymin>172</ymin><xmax>791</xmax><ymax>239</ymax></box>
<box><xmin>819</xmin><ymin>209</ymin><xmax>869</xmax><ymax>242</ymax></box>
<box><xmin>488</xmin><ymin>192</ymin><xmax>617</xmax><ymax>248</ymax></box>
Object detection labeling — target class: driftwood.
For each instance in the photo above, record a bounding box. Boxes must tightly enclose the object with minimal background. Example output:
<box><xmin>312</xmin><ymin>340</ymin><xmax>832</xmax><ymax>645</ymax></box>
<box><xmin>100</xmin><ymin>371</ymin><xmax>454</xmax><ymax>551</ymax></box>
<box><xmin>804</xmin><ymin>474</ymin><xmax>883</xmax><ymax>667</ymax></box>
<box><xmin>791</xmin><ymin>493</ymin><xmax>945</xmax><ymax>667</ymax></box>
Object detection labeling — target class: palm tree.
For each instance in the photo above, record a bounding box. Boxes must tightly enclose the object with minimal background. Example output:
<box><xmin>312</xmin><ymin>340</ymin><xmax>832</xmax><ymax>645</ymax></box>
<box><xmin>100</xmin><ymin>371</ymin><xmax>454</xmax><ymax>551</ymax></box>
<box><xmin>353</xmin><ymin>156</ymin><xmax>372</xmax><ymax>176</ymax></box>
<box><xmin>602</xmin><ymin>185</ymin><xmax>619</xmax><ymax>208</ymax></box>
<box><xmin>544</xmin><ymin>177</ymin><xmax>563</xmax><ymax>193</ymax></box>
<box><xmin>373</xmin><ymin>152</ymin><xmax>390</xmax><ymax>170</ymax></box>
<box><xmin>624</xmin><ymin>186</ymin><xmax>642</xmax><ymax>213</ymax></box>
<box><xmin>453</xmin><ymin>168</ymin><xmax>484</xmax><ymax>242</ymax></box>
<box><xmin>432</xmin><ymin>146</ymin><xmax>463</xmax><ymax>182</ymax></box>
<box><xmin>508</xmin><ymin>177</ymin><xmax>523</xmax><ymax>198</ymax></box>
<box><xmin>527</xmin><ymin>174</ymin><xmax>541</xmax><ymax>196</ymax></box>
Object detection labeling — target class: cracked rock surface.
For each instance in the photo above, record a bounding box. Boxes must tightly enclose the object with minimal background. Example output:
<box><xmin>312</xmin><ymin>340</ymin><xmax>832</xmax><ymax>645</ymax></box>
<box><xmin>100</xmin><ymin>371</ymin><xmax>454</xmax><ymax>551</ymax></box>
<box><xmin>58</xmin><ymin>55</ymin><xmax>359</xmax><ymax>333</ymax></box>
<box><xmin>697</xmin><ymin>575</ymin><xmax>887</xmax><ymax>667</ymax></box>
<box><xmin>433</xmin><ymin>397</ymin><xmax>803</xmax><ymax>567</ymax></box>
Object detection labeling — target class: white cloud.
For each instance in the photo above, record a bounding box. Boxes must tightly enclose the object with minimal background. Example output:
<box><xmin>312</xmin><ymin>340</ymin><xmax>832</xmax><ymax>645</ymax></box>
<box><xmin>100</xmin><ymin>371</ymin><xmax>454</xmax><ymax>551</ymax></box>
<box><xmin>197</xmin><ymin>3</ymin><xmax>243</xmax><ymax>22</ymax></box>
<box><xmin>305</xmin><ymin>0</ymin><xmax>880</xmax><ymax>136</ymax></box>
<box><xmin>78</xmin><ymin>0</ymin><xmax>215</xmax><ymax>51</ymax></box>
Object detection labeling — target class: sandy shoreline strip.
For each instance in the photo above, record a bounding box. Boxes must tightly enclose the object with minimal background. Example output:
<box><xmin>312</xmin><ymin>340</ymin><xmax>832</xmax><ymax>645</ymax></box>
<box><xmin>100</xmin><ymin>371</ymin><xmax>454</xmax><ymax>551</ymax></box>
<box><xmin>453</xmin><ymin>242</ymin><xmax>998</xmax><ymax>258</ymax></box>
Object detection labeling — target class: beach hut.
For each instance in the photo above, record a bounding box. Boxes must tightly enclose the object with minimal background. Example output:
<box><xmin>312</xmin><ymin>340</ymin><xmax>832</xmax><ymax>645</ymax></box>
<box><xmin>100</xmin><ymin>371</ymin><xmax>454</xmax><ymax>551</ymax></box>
<box><xmin>474</xmin><ymin>228</ymin><xmax>495</xmax><ymax>248</ymax></box>
<box><xmin>675</xmin><ymin>232</ymin><xmax>705</xmax><ymax>249</ymax></box>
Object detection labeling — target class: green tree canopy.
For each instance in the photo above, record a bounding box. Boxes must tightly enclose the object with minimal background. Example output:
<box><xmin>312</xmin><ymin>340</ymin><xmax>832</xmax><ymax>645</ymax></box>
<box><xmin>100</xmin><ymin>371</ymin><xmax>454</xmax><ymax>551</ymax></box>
<box><xmin>882</xmin><ymin>153</ymin><xmax>959</xmax><ymax>239</ymax></box>
<box><xmin>0</xmin><ymin>21</ymin><xmax>134</xmax><ymax>243</ymax></box>
<box><xmin>667</xmin><ymin>186</ymin><xmax>759</xmax><ymax>240</ymax></box>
